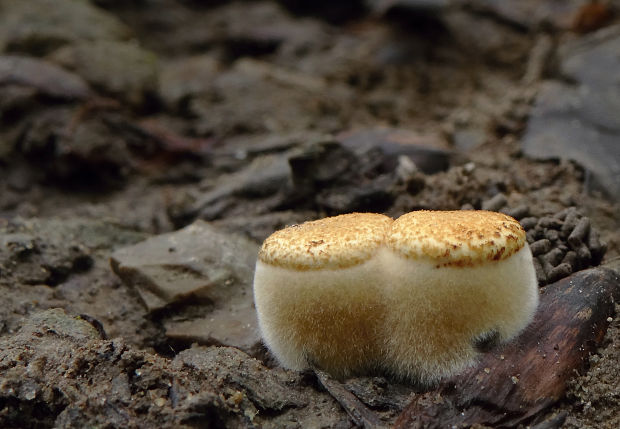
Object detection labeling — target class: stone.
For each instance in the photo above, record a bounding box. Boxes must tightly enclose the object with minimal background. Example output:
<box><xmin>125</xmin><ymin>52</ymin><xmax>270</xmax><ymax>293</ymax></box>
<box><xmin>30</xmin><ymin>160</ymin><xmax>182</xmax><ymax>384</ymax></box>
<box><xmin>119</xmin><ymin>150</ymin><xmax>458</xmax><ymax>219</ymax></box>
<box><xmin>189</xmin><ymin>154</ymin><xmax>294</xmax><ymax>222</ymax></box>
<box><xmin>489</xmin><ymin>204</ymin><xmax>607</xmax><ymax>286</ymax></box>
<box><xmin>452</xmin><ymin>127</ymin><xmax>487</xmax><ymax>151</ymax></box>
<box><xmin>112</xmin><ymin>220</ymin><xmax>262</xmax><ymax>352</ymax></box>
<box><xmin>315</xmin><ymin>179</ymin><xmax>395</xmax><ymax>214</ymax></box>
<box><xmin>110</xmin><ymin>220</ymin><xmax>259</xmax><ymax>313</ymax></box>
<box><xmin>288</xmin><ymin>140</ymin><xmax>360</xmax><ymax>187</ymax></box>
<box><xmin>530</xmin><ymin>239</ymin><xmax>552</xmax><ymax>256</ymax></box>
<box><xmin>337</xmin><ymin>127</ymin><xmax>452</xmax><ymax>174</ymax></box>
<box><xmin>500</xmin><ymin>204</ymin><xmax>529</xmax><ymax>220</ymax></box>
<box><xmin>480</xmin><ymin>192</ymin><xmax>507</xmax><ymax>211</ymax></box>
<box><xmin>177</xmin><ymin>136</ymin><xmax>416</xmax><ymax>225</ymax></box>
<box><xmin>49</xmin><ymin>41</ymin><xmax>159</xmax><ymax>107</ymax></box>
<box><xmin>288</xmin><ymin>139</ymin><xmax>402</xmax><ymax>214</ymax></box>
<box><xmin>0</xmin><ymin>55</ymin><xmax>91</xmax><ymax>100</ymax></box>
<box><xmin>522</xmin><ymin>25</ymin><xmax>620</xmax><ymax>200</ymax></box>
<box><xmin>209</xmin><ymin>132</ymin><xmax>323</xmax><ymax>174</ymax></box>
<box><xmin>164</xmin><ymin>295</ymin><xmax>259</xmax><ymax>354</ymax></box>
<box><xmin>0</xmin><ymin>0</ymin><xmax>130</xmax><ymax>55</ymax></box>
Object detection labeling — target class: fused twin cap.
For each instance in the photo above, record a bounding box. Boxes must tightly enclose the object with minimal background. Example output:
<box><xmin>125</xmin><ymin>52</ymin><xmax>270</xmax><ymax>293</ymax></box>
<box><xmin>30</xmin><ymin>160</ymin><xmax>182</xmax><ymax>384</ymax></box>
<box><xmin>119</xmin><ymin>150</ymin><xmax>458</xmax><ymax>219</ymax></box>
<box><xmin>254</xmin><ymin>210</ymin><xmax>539</xmax><ymax>385</ymax></box>
<box><xmin>258</xmin><ymin>213</ymin><xmax>392</xmax><ymax>270</ymax></box>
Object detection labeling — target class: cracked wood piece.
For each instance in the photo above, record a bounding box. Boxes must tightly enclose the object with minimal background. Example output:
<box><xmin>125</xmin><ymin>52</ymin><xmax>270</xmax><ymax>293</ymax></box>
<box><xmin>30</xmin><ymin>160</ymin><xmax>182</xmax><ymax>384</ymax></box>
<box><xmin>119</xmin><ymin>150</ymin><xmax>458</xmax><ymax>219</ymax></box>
<box><xmin>395</xmin><ymin>267</ymin><xmax>619</xmax><ymax>428</ymax></box>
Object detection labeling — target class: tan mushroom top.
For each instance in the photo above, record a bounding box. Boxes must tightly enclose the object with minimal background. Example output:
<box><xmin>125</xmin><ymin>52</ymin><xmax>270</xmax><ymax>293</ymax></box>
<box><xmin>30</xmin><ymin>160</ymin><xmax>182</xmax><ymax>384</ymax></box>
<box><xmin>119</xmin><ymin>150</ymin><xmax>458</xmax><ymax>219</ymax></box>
<box><xmin>258</xmin><ymin>210</ymin><xmax>526</xmax><ymax>270</ymax></box>
<box><xmin>387</xmin><ymin>210</ymin><xmax>525</xmax><ymax>267</ymax></box>
<box><xmin>258</xmin><ymin>213</ymin><xmax>392</xmax><ymax>270</ymax></box>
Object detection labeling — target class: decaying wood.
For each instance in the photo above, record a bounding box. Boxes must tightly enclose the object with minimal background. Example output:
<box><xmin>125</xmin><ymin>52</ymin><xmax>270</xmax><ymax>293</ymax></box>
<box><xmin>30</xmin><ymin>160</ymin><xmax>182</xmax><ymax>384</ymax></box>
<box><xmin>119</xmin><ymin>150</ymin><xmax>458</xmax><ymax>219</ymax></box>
<box><xmin>395</xmin><ymin>267</ymin><xmax>619</xmax><ymax>428</ymax></box>
<box><xmin>531</xmin><ymin>411</ymin><xmax>567</xmax><ymax>429</ymax></box>
<box><xmin>314</xmin><ymin>369</ymin><xmax>387</xmax><ymax>429</ymax></box>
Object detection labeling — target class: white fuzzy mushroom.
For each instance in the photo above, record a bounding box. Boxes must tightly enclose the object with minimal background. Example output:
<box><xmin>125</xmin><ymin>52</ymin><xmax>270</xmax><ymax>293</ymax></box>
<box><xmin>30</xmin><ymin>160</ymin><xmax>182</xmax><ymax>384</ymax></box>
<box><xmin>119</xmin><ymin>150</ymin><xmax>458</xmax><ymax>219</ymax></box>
<box><xmin>253</xmin><ymin>210</ymin><xmax>538</xmax><ymax>384</ymax></box>
<box><xmin>382</xmin><ymin>210</ymin><xmax>538</xmax><ymax>384</ymax></box>
<box><xmin>253</xmin><ymin>213</ymin><xmax>392</xmax><ymax>377</ymax></box>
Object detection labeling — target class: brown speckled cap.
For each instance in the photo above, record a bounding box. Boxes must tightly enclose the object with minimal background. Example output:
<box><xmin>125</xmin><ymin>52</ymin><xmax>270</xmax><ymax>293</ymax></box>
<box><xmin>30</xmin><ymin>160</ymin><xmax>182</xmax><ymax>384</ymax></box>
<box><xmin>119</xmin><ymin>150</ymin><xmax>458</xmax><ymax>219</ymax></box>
<box><xmin>258</xmin><ymin>213</ymin><xmax>392</xmax><ymax>270</ymax></box>
<box><xmin>387</xmin><ymin>210</ymin><xmax>526</xmax><ymax>267</ymax></box>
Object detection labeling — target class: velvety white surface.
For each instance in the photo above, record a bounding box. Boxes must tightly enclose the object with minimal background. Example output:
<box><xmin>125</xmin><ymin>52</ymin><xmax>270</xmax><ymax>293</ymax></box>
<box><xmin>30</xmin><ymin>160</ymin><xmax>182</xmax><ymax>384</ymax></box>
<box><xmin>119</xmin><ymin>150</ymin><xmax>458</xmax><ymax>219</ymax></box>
<box><xmin>253</xmin><ymin>244</ymin><xmax>538</xmax><ymax>383</ymax></box>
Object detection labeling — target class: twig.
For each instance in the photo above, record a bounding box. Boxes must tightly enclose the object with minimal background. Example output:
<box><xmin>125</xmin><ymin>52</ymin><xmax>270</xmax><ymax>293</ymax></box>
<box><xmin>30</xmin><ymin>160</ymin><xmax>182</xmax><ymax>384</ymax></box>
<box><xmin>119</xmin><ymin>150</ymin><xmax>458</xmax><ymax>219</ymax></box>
<box><xmin>314</xmin><ymin>369</ymin><xmax>387</xmax><ymax>429</ymax></box>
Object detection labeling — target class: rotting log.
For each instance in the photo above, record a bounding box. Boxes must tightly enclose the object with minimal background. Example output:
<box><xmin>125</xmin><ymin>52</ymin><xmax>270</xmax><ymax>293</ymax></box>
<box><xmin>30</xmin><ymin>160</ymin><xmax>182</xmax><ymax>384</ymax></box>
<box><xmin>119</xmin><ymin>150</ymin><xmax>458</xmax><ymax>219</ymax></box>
<box><xmin>395</xmin><ymin>267</ymin><xmax>619</xmax><ymax>428</ymax></box>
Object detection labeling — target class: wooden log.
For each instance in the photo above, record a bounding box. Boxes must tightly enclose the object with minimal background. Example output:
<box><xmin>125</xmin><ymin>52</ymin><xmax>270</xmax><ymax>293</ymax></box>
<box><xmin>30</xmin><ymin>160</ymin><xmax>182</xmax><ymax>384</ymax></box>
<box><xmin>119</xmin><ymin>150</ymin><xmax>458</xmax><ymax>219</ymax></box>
<box><xmin>395</xmin><ymin>267</ymin><xmax>619</xmax><ymax>428</ymax></box>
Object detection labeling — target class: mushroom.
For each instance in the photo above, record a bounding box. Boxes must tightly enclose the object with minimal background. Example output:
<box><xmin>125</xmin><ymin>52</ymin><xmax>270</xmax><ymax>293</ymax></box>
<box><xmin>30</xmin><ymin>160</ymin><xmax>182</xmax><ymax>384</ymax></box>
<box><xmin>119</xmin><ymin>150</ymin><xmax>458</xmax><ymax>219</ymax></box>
<box><xmin>383</xmin><ymin>210</ymin><xmax>539</xmax><ymax>384</ymax></box>
<box><xmin>254</xmin><ymin>213</ymin><xmax>392</xmax><ymax>378</ymax></box>
<box><xmin>253</xmin><ymin>210</ymin><xmax>539</xmax><ymax>384</ymax></box>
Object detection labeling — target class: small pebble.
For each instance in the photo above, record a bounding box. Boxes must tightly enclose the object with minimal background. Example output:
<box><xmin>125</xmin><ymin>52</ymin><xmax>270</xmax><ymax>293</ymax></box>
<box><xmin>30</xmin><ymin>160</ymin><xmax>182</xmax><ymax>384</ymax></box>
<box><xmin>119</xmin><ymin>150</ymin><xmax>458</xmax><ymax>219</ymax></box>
<box><xmin>501</xmin><ymin>205</ymin><xmax>529</xmax><ymax>220</ymax></box>
<box><xmin>538</xmin><ymin>217</ymin><xmax>563</xmax><ymax>229</ymax></box>
<box><xmin>575</xmin><ymin>243</ymin><xmax>592</xmax><ymax>264</ymax></box>
<box><xmin>561</xmin><ymin>210</ymin><xmax>579</xmax><ymax>237</ymax></box>
<box><xmin>554</xmin><ymin>207</ymin><xmax>573</xmax><ymax>221</ymax></box>
<box><xmin>520</xmin><ymin>217</ymin><xmax>537</xmax><ymax>230</ymax></box>
<box><xmin>544</xmin><ymin>229</ymin><xmax>560</xmax><ymax>242</ymax></box>
<box><xmin>477</xmin><ymin>205</ymin><xmax>603</xmax><ymax>286</ymax></box>
<box><xmin>543</xmin><ymin>248</ymin><xmax>565</xmax><ymax>267</ymax></box>
<box><xmin>540</xmin><ymin>258</ymin><xmax>555</xmax><ymax>277</ymax></box>
<box><xmin>481</xmin><ymin>193</ymin><xmax>507</xmax><ymax>212</ymax></box>
<box><xmin>533</xmin><ymin>226</ymin><xmax>545</xmax><ymax>240</ymax></box>
<box><xmin>463</xmin><ymin>162</ymin><xmax>476</xmax><ymax>173</ymax></box>
<box><xmin>547</xmin><ymin>263</ymin><xmax>572</xmax><ymax>283</ymax></box>
<box><xmin>561</xmin><ymin>251</ymin><xmax>578</xmax><ymax>270</ymax></box>
<box><xmin>568</xmin><ymin>217</ymin><xmax>590</xmax><ymax>247</ymax></box>
<box><xmin>530</xmin><ymin>239</ymin><xmax>551</xmax><ymax>256</ymax></box>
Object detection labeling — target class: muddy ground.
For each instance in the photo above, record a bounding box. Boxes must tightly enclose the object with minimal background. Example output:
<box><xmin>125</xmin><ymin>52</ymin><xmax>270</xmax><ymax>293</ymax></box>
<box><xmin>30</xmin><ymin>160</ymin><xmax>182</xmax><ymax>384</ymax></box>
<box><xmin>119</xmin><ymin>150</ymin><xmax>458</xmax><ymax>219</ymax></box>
<box><xmin>0</xmin><ymin>1</ymin><xmax>619</xmax><ymax>428</ymax></box>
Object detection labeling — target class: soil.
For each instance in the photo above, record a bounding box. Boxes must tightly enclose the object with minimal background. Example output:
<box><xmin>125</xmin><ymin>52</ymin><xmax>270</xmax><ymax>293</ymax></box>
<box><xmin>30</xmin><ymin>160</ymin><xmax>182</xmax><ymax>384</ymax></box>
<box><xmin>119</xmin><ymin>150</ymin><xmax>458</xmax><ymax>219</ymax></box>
<box><xmin>0</xmin><ymin>1</ymin><xmax>618</xmax><ymax>428</ymax></box>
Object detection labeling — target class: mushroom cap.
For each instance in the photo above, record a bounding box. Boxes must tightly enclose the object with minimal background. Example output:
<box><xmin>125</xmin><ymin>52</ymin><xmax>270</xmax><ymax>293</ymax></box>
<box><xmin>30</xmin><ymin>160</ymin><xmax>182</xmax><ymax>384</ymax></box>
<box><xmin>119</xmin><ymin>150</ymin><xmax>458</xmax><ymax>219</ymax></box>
<box><xmin>257</xmin><ymin>212</ymin><xmax>392</xmax><ymax>270</ymax></box>
<box><xmin>388</xmin><ymin>210</ymin><xmax>526</xmax><ymax>267</ymax></box>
